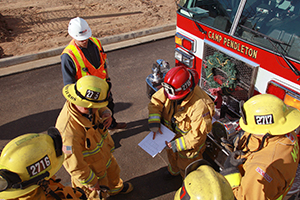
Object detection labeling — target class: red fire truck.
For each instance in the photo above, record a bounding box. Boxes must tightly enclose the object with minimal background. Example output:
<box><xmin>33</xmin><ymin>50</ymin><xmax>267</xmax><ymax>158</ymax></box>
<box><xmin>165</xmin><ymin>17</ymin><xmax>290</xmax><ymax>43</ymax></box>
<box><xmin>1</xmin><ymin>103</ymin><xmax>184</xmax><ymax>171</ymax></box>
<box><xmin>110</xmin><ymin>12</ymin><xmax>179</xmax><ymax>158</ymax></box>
<box><xmin>146</xmin><ymin>0</ymin><xmax>300</xmax><ymax>177</ymax></box>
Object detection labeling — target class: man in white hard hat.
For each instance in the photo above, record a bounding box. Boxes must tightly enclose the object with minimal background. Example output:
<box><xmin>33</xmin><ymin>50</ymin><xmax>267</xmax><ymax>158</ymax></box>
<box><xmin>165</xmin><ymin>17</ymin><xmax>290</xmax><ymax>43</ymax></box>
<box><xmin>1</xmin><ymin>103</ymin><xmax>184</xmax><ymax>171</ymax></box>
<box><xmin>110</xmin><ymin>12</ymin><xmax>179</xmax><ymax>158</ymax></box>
<box><xmin>61</xmin><ymin>17</ymin><xmax>127</xmax><ymax>131</ymax></box>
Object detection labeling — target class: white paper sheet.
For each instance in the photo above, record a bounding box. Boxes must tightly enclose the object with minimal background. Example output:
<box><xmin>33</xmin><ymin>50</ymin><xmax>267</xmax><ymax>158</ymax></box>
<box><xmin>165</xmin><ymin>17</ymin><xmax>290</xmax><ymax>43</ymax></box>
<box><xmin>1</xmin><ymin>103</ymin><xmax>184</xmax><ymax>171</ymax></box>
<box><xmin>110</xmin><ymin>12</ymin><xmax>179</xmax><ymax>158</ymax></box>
<box><xmin>138</xmin><ymin>124</ymin><xmax>176</xmax><ymax>158</ymax></box>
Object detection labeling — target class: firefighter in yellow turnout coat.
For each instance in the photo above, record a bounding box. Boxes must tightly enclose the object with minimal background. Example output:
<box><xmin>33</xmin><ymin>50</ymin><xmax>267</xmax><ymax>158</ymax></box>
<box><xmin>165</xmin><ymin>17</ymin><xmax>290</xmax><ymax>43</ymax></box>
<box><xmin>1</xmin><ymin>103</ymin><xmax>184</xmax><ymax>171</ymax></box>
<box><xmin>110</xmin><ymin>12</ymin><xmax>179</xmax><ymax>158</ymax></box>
<box><xmin>148</xmin><ymin>66</ymin><xmax>215</xmax><ymax>177</ymax></box>
<box><xmin>221</xmin><ymin>94</ymin><xmax>300</xmax><ymax>199</ymax></box>
<box><xmin>0</xmin><ymin>128</ymin><xmax>87</xmax><ymax>200</ymax></box>
<box><xmin>55</xmin><ymin>75</ymin><xmax>133</xmax><ymax>199</ymax></box>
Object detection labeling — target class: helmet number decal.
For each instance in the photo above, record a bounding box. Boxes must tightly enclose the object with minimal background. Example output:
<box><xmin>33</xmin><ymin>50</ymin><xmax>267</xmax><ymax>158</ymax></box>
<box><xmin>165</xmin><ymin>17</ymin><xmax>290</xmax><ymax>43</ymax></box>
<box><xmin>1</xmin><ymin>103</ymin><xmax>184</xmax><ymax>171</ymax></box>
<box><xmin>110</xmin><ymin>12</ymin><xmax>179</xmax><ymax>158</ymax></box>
<box><xmin>254</xmin><ymin>114</ymin><xmax>274</xmax><ymax>125</ymax></box>
<box><xmin>181</xmin><ymin>79</ymin><xmax>191</xmax><ymax>91</ymax></box>
<box><xmin>26</xmin><ymin>155</ymin><xmax>51</xmax><ymax>177</ymax></box>
<box><xmin>85</xmin><ymin>89</ymin><xmax>100</xmax><ymax>100</ymax></box>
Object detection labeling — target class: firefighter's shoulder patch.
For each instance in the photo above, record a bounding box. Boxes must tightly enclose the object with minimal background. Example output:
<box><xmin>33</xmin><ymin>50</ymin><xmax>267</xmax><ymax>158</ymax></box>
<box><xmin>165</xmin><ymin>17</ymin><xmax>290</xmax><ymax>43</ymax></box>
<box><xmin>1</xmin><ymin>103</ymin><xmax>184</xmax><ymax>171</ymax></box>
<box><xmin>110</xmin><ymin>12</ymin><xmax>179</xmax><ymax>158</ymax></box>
<box><xmin>256</xmin><ymin>167</ymin><xmax>272</xmax><ymax>183</ymax></box>
<box><xmin>285</xmin><ymin>133</ymin><xmax>295</xmax><ymax>142</ymax></box>
<box><xmin>62</xmin><ymin>145</ymin><xmax>73</xmax><ymax>154</ymax></box>
<box><xmin>202</xmin><ymin>111</ymin><xmax>210</xmax><ymax>118</ymax></box>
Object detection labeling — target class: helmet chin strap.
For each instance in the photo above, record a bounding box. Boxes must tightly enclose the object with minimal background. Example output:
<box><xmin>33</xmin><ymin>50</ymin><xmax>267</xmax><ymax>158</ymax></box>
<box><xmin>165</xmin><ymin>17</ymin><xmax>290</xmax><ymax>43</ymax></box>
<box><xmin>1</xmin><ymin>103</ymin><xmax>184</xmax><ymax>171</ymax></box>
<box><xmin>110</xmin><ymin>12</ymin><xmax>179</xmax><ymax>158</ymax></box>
<box><xmin>244</xmin><ymin>133</ymin><xmax>271</xmax><ymax>153</ymax></box>
<box><xmin>175</xmin><ymin>95</ymin><xmax>187</xmax><ymax>105</ymax></box>
<box><xmin>188</xmin><ymin>70</ymin><xmax>196</xmax><ymax>90</ymax></box>
<box><xmin>12</xmin><ymin>171</ymin><xmax>50</xmax><ymax>189</ymax></box>
<box><xmin>88</xmin><ymin>108</ymin><xmax>93</xmax><ymax>119</ymax></box>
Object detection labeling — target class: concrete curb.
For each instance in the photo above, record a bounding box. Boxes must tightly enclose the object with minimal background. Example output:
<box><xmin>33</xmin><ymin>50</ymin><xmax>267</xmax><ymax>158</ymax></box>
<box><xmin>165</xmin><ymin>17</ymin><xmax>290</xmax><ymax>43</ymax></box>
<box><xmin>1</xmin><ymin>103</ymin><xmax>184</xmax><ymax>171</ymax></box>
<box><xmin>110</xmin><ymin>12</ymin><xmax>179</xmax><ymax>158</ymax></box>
<box><xmin>0</xmin><ymin>24</ymin><xmax>176</xmax><ymax>77</ymax></box>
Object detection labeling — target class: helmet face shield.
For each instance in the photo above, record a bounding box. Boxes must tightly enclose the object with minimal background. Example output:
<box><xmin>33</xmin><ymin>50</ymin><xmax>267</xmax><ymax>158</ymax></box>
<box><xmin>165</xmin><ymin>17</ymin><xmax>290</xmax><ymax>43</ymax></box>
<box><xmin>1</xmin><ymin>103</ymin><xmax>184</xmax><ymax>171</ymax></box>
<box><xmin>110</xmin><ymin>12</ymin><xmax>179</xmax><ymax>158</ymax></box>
<box><xmin>0</xmin><ymin>174</ymin><xmax>9</xmax><ymax>192</ymax></box>
<box><xmin>0</xmin><ymin>169</ymin><xmax>32</xmax><ymax>192</ymax></box>
<box><xmin>161</xmin><ymin>82</ymin><xmax>176</xmax><ymax>96</ymax></box>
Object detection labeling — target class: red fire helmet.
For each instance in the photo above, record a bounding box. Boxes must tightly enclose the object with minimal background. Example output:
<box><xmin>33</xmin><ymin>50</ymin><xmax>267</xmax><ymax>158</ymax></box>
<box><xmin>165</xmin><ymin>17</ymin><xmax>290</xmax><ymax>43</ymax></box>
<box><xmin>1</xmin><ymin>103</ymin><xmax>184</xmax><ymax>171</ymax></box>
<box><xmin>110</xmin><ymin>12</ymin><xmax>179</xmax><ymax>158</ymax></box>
<box><xmin>162</xmin><ymin>66</ymin><xmax>199</xmax><ymax>100</ymax></box>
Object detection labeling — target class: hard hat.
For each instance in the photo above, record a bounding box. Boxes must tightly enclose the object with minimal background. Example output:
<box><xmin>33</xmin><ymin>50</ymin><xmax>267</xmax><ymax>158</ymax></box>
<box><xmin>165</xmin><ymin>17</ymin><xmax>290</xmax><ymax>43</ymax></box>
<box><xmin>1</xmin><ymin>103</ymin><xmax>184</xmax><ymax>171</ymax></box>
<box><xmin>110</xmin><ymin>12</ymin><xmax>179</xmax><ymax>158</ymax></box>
<box><xmin>63</xmin><ymin>75</ymin><xmax>110</xmax><ymax>108</ymax></box>
<box><xmin>174</xmin><ymin>159</ymin><xmax>234</xmax><ymax>200</ymax></box>
<box><xmin>162</xmin><ymin>66</ymin><xmax>199</xmax><ymax>100</ymax></box>
<box><xmin>239</xmin><ymin>94</ymin><xmax>300</xmax><ymax>135</ymax></box>
<box><xmin>68</xmin><ymin>17</ymin><xmax>92</xmax><ymax>41</ymax></box>
<box><xmin>0</xmin><ymin>127</ymin><xmax>64</xmax><ymax>199</ymax></box>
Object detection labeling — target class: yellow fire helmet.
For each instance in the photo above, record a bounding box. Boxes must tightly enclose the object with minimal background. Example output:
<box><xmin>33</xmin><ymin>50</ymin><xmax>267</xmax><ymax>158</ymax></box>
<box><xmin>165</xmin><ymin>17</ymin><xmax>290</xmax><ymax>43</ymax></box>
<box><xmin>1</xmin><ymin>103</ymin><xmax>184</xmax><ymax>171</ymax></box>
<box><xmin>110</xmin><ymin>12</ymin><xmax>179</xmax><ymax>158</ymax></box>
<box><xmin>174</xmin><ymin>159</ymin><xmax>234</xmax><ymax>200</ymax></box>
<box><xmin>0</xmin><ymin>127</ymin><xmax>64</xmax><ymax>199</ymax></box>
<box><xmin>239</xmin><ymin>94</ymin><xmax>300</xmax><ymax>135</ymax></box>
<box><xmin>63</xmin><ymin>75</ymin><xmax>110</xmax><ymax>108</ymax></box>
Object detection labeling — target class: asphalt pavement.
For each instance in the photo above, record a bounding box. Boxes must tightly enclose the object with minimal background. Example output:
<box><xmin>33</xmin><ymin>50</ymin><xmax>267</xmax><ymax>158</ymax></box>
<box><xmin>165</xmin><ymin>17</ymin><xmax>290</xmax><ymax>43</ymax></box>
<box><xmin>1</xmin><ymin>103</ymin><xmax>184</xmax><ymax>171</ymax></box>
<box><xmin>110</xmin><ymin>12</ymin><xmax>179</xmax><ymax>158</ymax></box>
<box><xmin>0</xmin><ymin>25</ymin><xmax>183</xmax><ymax>200</ymax></box>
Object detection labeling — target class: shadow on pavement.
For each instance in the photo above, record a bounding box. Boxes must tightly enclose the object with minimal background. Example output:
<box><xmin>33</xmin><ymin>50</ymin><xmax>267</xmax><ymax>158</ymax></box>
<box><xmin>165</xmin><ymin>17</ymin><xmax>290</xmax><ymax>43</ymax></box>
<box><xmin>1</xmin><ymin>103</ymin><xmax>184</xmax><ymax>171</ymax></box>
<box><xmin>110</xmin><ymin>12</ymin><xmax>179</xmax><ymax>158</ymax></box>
<box><xmin>108</xmin><ymin>167</ymin><xmax>183</xmax><ymax>200</ymax></box>
<box><xmin>0</xmin><ymin>109</ymin><xmax>61</xmax><ymax>140</ymax></box>
<box><xmin>0</xmin><ymin>102</ymin><xmax>132</xmax><ymax>141</ymax></box>
<box><xmin>111</xmin><ymin>118</ymin><xmax>149</xmax><ymax>149</ymax></box>
<box><xmin>113</xmin><ymin>102</ymin><xmax>132</xmax><ymax>114</ymax></box>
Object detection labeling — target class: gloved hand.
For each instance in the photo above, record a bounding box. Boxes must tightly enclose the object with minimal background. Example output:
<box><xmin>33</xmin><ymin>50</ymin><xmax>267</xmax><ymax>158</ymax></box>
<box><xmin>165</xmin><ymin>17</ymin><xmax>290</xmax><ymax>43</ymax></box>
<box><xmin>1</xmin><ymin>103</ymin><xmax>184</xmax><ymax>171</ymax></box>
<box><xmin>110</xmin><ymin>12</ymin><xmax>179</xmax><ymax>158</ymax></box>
<box><xmin>223</xmin><ymin>150</ymin><xmax>245</xmax><ymax>169</ymax></box>
<box><xmin>220</xmin><ymin>137</ymin><xmax>234</xmax><ymax>152</ymax></box>
<box><xmin>221</xmin><ymin>150</ymin><xmax>245</xmax><ymax>188</ymax></box>
<box><xmin>221</xmin><ymin>131</ymin><xmax>243</xmax><ymax>152</ymax></box>
<box><xmin>98</xmin><ymin>185</ymin><xmax>110</xmax><ymax>200</ymax></box>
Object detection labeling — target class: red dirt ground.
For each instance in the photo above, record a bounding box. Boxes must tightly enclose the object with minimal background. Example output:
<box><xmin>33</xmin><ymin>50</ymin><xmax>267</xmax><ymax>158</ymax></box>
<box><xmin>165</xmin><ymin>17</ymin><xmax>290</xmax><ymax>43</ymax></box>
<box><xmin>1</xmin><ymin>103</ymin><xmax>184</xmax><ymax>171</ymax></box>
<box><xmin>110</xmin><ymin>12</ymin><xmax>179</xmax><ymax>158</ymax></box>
<box><xmin>0</xmin><ymin>0</ymin><xmax>177</xmax><ymax>58</ymax></box>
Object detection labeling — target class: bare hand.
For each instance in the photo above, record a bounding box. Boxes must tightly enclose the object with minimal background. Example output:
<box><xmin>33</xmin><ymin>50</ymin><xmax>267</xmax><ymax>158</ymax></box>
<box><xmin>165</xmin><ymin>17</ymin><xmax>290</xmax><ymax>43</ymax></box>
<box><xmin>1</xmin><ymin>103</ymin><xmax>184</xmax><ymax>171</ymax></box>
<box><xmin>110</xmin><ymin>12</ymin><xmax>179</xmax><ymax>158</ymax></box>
<box><xmin>165</xmin><ymin>141</ymin><xmax>171</xmax><ymax>148</ymax></box>
<box><xmin>153</xmin><ymin>128</ymin><xmax>163</xmax><ymax>140</ymax></box>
